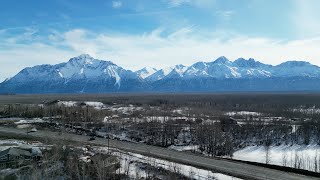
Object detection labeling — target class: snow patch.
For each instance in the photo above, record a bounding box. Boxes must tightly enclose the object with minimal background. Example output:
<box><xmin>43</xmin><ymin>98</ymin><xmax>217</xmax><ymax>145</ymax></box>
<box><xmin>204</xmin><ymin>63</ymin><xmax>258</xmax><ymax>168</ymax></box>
<box><xmin>94</xmin><ymin>147</ymin><xmax>241</xmax><ymax>180</ymax></box>
<box><xmin>233</xmin><ymin>144</ymin><xmax>320</xmax><ymax>172</ymax></box>
<box><xmin>57</xmin><ymin>101</ymin><xmax>77</xmax><ymax>107</ymax></box>
<box><xmin>168</xmin><ymin>145</ymin><xmax>199</xmax><ymax>152</ymax></box>
<box><xmin>80</xmin><ymin>68</ymin><xmax>84</xmax><ymax>74</ymax></box>
<box><xmin>84</xmin><ymin>101</ymin><xmax>104</xmax><ymax>108</ymax></box>
<box><xmin>106</xmin><ymin>66</ymin><xmax>121</xmax><ymax>88</ymax></box>
<box><xmin>225</xmin><ymin>111</ymin><xmax>261</xmax><ymax>116</ymax></box>
<box><xmin>228</xmin><ymin>66</ymin><xmax>241</xmax><ymax>78</ymax></box>
<box><xmin>15</xmin><ymin>118</ymin><xmax>45</xmax><ymax>124</ymax></box>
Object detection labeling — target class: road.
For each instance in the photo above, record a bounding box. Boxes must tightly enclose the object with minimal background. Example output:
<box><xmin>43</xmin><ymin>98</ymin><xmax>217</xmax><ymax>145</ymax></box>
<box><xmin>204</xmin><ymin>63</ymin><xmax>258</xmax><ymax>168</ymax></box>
<box><xmin>0</xmin><ymin>126</ymin><xmax>318</xmax><ymax>180</ymax></box>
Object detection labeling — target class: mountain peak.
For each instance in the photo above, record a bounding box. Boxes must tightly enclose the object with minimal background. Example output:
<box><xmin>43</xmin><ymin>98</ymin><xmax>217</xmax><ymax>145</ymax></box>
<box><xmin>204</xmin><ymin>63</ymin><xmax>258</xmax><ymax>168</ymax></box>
<box><xmin>69</xmin><ymin>54</ymin><xmax>96</xmax><ymax>64</ymax></box>
<box><xmin>67</xmin><ymin>54</ymin><xmax>115</xmax><ymax>68</ymax></box>
<box><xmin>174</xmin><ymin>64</ymin><xmax>186</xmax><ymax>69</ymax></box>
<box><xmin>142</xmin><ymin>67</ymin><xmax>157</xmax><ymax>72</ymax></box>
<box><xmin>135</xmin><ymin>67</ymin><xmax>158</xmax><ymax>79</ymax></box>
<box><xmin>77</xmin><ymin>54</ymin><xmax>94</xmax><ymax>59</ymax></box>
<box><xmin>278</xmin><ymin>61</ymin><xmax>311</xmax><ymax>67</ymax></box>
<box><xmin>234</xmin><ymin>58</ymin><xmax>265</xmax><ymax>68</ymax></box>
<box><xmin>213</xmin><ymin>56</ymin><xmax>230</xmax><ymax>64</ymax></box>
<box><xmin>70</xmin><ymin>54</ymin><xmax>95</xmax><ymax>61</ymax></box>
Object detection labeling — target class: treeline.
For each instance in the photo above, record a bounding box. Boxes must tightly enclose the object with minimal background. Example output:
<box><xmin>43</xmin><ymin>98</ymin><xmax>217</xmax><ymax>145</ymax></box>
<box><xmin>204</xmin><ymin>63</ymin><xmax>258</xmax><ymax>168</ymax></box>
<box><xmin>0</xmin><ymin>104</ymin><xmax>110</xmax><ymax>123</ymax></box>
<box><xmin>2</xmin><ymin>93</ymin><xmax>320</xmax><ymax>108</ymax></box>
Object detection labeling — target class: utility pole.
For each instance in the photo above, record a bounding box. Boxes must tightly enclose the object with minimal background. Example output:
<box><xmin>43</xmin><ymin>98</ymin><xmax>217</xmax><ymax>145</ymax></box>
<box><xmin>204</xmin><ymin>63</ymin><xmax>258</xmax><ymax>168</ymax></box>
<box><xmin>105</xmin><ymin>118</ymin><xmax>110</xmax><ymax>154</ymax></box>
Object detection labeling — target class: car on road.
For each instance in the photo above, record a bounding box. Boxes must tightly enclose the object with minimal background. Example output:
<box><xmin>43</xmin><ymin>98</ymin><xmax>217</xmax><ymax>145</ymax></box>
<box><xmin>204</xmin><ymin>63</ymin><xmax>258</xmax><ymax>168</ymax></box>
<box><xmin>88</xmin><ymin>137</ymin><xmax>95</xmax><ymax>141</ymax></box>
<box><xmin>27</xmin><ymin>128</ymin><xmax>37</xmax><ymax>133</ymax></box>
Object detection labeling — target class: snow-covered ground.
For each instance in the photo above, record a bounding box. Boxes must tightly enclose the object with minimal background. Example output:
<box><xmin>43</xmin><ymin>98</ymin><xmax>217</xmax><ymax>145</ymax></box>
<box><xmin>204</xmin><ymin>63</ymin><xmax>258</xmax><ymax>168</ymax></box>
<box><xmin>233</xmin><ymin>144</ymin><xmax>320</xmax><ymax>172</ymax></box>
<box><xmin>57</xmin><ymin>101</ymin><xmax>78</xmax><ymax>107</ymax></box>
<box><xmin>14</xmin><ymin>118</ymin><xmax>45</xmax><ymax>124</ymax></box>
<box><xmin>0</xmin><ymin>139</ymin><xmax>26</xmax><ymax>151</ymax></box>
<box><xmin>103</xmin><ymin>115</ymin><xmax>197</xmax><ymax>124</ymax></box>
<box><xmin>57</xmin><ymin>101</ymin><xmax>106</xmax><ymax>109</ymax></box>
<box><xmin>225</xmin><ymin>111</ymin><xmax>261</xmax><ymax>116</ymax></box>
<box><xmin>94</xmin><ymin>147</ymin><xmax>241</xmax><ymax>180</ymax></box>
<box><xmin>84</xmin><ymin>101</ymin><xmax>105</xmax><ymax>108</ymax></box>
<box><xmin>106</xmin><ymin>104</ymin><xmax>143</xmax><ymax>114</ymax></box>
<box><xmin>0</xmin><ymin>139</ymin><xmax>49</xmax><ymax>153</ymax></box>
<box><xmin>292</xmin><ymin>107</ymin><xmax>320</xmax><ymax>114</ymax></box>
<box><xmin>168</xmin><ymin>145</ymin><xmax>199</xmax><ymax>152</ymax></box>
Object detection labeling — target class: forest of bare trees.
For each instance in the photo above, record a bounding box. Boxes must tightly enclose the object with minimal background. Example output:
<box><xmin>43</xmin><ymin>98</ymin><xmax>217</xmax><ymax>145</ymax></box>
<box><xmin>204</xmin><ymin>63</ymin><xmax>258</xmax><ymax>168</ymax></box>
<box><xmin>1</xmin><ymin>94</ymin><xmax>320</xmax><ymax>159</ymax></box>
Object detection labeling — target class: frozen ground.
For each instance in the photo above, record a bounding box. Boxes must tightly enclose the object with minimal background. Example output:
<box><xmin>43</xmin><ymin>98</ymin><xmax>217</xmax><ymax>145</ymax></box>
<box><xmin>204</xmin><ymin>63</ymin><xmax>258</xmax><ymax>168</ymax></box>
<box><xmin>225</xmin><ymin>111</ymin><xmax>261</xmax><ymax>116</ymax></box>
<box><xmin>57</xmin><ymin>101</ymin><xmax>78</xmax><ymax>107</ymax></box>
<box><xmin>84</xmin><ymin>101</ymin><xmax>104</xmax><ymax>108</ymax></box>
<box><xmin>168</xmin><ymin>145</ymin><xmax>199</xmax><ymax>151</ymax></box>
<box><xmin>14</xmin><ymin>118</ymin><xmax>45</xmax><ymax>124</ymax></box>
<box><xmin>0</xmin><ymin>139</ymin><xmax>50</xmax><ymax>152</ymax></box>
<box><xmin>0</xmin><ymin>139</ymin><xmax>26</xmax><ymax>151</ymax></box>
<box><xmin>107</xmin><ymin>104</ymin><xmax>143</xmax><ymax>113</ymax></box>
<box><xmin>94</xmin><ymin>147</ymin><xmax>241</xmax><ymax>180</ymax></box>
<box><xmin>292</xmin><ymin>107</ymin><xmax>320</xmax><ymax>114</ymax></box>
<box><xmin>57</xmin><ymin>101</ymin><xmax>106</xmax><ymax>109</ymax></box>
<box><xmin>233</xmin><ymin>144</ymin><xmax>320</xmax><ymax>172</ymax></box>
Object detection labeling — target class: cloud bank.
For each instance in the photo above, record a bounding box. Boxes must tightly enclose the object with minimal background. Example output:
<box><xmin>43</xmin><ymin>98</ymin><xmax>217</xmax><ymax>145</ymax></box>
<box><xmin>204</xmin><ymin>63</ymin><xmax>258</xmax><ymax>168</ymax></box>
<box><xmin>0</xmin><ymin>27</ymin><xmax>320</xmax><ymax>82</ymax></box>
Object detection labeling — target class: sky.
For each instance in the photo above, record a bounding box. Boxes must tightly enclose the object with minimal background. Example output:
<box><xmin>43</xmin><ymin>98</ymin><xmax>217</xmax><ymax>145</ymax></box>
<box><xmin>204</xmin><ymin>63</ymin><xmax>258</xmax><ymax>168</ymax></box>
<box><xmin>1</xmin><ymin>0</ymin><xmax>320</xmax><ymax>81</ymax></box>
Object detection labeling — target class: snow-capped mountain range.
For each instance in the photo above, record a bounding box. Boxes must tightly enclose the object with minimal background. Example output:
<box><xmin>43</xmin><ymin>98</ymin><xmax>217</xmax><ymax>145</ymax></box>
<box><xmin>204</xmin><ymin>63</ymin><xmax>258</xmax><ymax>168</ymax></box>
<box><xmin>140</xmin><ymin>56</ymin><xmax>320</xmax><ymax>80</ymax></box>
<box><xmin>135</xmin><ymin>67</ymin><xmax>158</xmax><ymax>79</ymax></box>
<box><xmin>1</xmin><ymin>54</ymin><xmax>320</xmax><ymax>93</ymax></box>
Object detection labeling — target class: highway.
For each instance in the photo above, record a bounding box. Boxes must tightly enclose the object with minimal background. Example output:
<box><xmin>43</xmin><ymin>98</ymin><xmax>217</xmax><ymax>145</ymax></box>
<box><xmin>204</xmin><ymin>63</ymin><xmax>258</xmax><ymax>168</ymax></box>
<box><xmin>0</xmin><ymin>126</ymin><xmax>318</xmax><ymax>180</ymax></box>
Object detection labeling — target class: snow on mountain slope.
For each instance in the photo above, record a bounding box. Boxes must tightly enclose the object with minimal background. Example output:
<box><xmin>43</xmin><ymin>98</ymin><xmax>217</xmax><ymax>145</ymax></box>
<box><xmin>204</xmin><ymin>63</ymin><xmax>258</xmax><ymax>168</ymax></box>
<box><xmin>232</xmin><ymin>58</ymin><xmax>273</xmax><ymax>78</ymax></box>
<box><xmin>183</xmin><ymin>57</ymin><xmax>272</xmax><ymax>79</ymax></box>
<box><xmin>135</xmin><ymin>67</ymin><xmax>158</xmax><ymax>79</ymax></box>
<box><xmin>106</xmin><ymin>65</ymin><xmax>122</xmax><ymax>87</ymax></box>
<box><xmin>58</xmin><ymin>54</ymin><xmax>119</xmax><ymax>79</ymax></box>
<box><xmin>2</xmin><ymin>54</ymin><xmax>320</xmax><ymax>93</ymax></box>
<box><xmin>157</xmin><ymin>57</ymin><xmax>320</xmax><ymax>81</ymax></box>
<box><xmin>9</xmin><ymin>54</ymin><xmax>122</xmax><ymax>82</ymax></box>
<box><xmin>0</xmin><ymin>54</ymin><xmax>143</xmax><ymax>93</ymax></box>
<box><xmin>12</xmin><ymin>64</ymin><xmax>63</xmax><ymax>82</ymax></box>
<box><xmin>17</xmin><ymin>54</ymin><xmax>134</xmax><ymax>87</ymax></box>
<box><xmin>234</xmin><ymin>58</ymin><xmax>269</xmax><ymax>68</ymax></box>
<box><xmin>273</xmin><ymin>61</ymin><xmax>320</xmax><ymax>77</ymax></box>
<box><xmin>146</xmin><ymin>64</ymin><xmax>187</xmax><ymax>81</ymax></box>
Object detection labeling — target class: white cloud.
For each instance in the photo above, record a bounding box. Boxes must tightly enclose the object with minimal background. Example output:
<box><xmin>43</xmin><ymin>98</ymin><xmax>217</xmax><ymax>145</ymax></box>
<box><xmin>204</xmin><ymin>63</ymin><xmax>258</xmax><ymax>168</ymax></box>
<box><xmin>112</xmin><ymin>1</ymin><xmax>122</xmax><ymax>9</ymax></box>
<box><xmin>168</xmin><ymin>0</ymin><xmax>215</xmax><ymax>8</ymax></box>
<box><xmin>216</xmin><ymin>10</ymin><xmax>234</xmax><ymax>18</ymax></box>
<box><xmin>64</xmin><ymin>29</ymin><xmax>99</xmax><ymax>56</ymax></box>
<box><xmin>59</xmin><ymin>28</ymin><xmax>320</xmax><ymax>70</ymax></box>
<box><xmin>5</xmin><ymin>27</ymin><xmax>38</xmax><ymax>44</ymax></box>
<box><xmin>0</xmin><ymin>43</ymin><xmax>75</xmax><ymax>82</ymax></box>
<box><xmin>1</xmin><ymin>27</ymin><xmax>320</xmax><ymax>82</ymax></box>
<box><xmin>168</xmin><ymin>0</ymin><xmax>190</xmax><ymax>7</ymax></box>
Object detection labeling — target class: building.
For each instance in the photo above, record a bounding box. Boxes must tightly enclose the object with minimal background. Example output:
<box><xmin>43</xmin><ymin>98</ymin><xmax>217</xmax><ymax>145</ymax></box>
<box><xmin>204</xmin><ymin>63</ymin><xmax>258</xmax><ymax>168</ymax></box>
<box><xmin>0</xmin><ymin>146</ymin><xmax>42</xmax><ymax>169</ymax></box>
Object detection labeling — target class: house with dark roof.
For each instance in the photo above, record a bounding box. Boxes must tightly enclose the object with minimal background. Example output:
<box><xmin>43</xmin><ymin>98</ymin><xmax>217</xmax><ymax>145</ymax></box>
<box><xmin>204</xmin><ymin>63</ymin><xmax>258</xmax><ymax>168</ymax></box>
<box><xmin>0</xmin><ymin>146</ymin><xmax>42</xmax><ymax>169</ymax></box>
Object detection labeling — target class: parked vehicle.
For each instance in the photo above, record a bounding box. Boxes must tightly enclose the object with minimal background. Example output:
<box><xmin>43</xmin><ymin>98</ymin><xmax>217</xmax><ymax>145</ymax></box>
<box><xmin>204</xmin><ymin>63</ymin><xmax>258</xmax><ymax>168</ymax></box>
<box><xmin>88</xmin><ymin>137</ymin><xmax>95</xmax><ymax>141</ymax></box>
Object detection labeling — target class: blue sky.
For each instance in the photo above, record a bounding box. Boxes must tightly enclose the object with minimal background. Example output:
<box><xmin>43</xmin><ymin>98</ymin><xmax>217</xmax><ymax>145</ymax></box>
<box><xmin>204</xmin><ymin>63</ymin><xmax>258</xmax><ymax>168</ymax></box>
<box><xmin>1</xmin><ymin>0</ymin><xmax>320</xmax><ymax>81</ymax></box>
